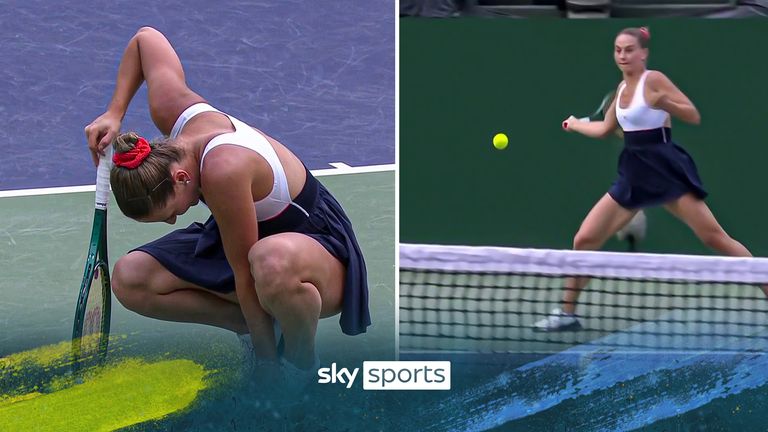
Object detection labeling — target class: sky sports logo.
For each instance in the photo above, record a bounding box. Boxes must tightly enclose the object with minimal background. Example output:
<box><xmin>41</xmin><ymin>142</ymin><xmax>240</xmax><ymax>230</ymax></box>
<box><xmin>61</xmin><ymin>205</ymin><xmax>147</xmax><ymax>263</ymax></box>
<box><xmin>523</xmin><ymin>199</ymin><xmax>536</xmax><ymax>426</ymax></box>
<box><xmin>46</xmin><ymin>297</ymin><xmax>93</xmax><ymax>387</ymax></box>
<box><xmin>317</xmin><ymin>361</ymin><xmax>451</xmax><ymax>390</ymax></box>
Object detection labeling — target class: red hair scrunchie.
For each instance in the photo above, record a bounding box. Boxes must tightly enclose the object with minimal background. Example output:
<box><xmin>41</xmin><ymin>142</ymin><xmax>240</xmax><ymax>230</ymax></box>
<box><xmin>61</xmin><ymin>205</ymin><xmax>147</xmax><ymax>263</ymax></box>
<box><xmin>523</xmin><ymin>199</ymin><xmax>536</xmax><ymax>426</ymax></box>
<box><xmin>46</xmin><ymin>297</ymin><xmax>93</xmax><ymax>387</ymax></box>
<box><xmin>113</xmin><ymin>137</ymin><xmax>152</xmax><ymax>169</ymax></box>
<box><xmin>639</xmin><ymin>27</ymin><xmax>650</xmax><ymax>40</ymax></box>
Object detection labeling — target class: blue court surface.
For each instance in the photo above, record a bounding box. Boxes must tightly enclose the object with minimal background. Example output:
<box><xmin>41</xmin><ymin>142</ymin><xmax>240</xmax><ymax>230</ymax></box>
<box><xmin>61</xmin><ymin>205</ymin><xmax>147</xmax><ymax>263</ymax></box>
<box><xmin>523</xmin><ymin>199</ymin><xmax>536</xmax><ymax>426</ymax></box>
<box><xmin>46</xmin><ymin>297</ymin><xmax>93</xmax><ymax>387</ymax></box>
<box><xmin>402</xmin><ymin>321</ymin><xmax>768</xmax><ymax>431</ymax></box>
<box><xmin>0</xmin><ymin>2</ymin><xmax>395</xmax><ymax>431</ymax></box>
<box><xmin>397</xmin><ymin>240</ymin><xmax>768</xmax><ymax>430</ymax></box>
<box><xmin>0</xmin><ymin>0</ymin><xmax>393</xmax><ymax>191</ymax></box>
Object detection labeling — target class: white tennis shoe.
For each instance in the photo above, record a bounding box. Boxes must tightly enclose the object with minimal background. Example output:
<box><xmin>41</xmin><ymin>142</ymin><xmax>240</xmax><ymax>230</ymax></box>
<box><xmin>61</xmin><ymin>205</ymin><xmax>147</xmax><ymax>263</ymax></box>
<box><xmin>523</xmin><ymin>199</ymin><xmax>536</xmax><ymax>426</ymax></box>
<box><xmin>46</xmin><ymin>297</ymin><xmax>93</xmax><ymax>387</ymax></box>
<box><xmin>532</xmin><ymin>308</ymin><xmax>582</xmax><ymax>331</ymax></box>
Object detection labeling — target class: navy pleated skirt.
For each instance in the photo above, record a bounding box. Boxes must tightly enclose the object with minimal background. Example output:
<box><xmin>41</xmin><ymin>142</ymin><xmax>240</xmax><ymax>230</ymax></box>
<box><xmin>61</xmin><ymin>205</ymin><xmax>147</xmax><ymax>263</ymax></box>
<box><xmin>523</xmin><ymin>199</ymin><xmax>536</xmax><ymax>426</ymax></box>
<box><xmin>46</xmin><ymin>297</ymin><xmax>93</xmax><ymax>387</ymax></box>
<box><xmin>608</xmin><ymin>127</ymin><xmax>708</xmax><ymax>209</ymax></box>
<box><xmin>133</xmin><ymin>168</ymin><xmax>371</xmax><ymax>336</ymax></box>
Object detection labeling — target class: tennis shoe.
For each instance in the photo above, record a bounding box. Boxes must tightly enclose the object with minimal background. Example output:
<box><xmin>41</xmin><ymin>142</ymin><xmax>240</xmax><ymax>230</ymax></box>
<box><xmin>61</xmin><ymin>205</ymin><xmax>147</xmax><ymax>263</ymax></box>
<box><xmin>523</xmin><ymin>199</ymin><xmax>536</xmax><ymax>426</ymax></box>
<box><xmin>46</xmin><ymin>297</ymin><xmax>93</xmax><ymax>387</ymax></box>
<box><xmin>532</xmin><ymin>308</ymin><xmax>582</xmax><ymax>331</ymax></box>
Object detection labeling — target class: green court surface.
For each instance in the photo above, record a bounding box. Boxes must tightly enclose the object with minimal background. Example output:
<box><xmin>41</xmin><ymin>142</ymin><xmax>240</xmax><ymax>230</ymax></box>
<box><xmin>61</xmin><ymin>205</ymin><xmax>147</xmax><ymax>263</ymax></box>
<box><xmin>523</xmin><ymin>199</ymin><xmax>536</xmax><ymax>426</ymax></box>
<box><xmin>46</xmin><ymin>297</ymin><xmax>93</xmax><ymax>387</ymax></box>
<box><xmin>0</xmin><ymin>170</ymin><xmax>395</xmax><ymax>364</ymax></box>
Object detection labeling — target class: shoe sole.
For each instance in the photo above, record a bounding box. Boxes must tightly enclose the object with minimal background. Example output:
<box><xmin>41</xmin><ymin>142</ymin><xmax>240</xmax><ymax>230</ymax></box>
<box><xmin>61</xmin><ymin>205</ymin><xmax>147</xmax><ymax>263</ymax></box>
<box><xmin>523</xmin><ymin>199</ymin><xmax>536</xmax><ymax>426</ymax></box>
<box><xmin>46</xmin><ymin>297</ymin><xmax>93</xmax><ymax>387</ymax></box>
<box><xmin>531</xmin><ymin>321</ymin><xmax>583</xmax><ymax>332</ymax></box>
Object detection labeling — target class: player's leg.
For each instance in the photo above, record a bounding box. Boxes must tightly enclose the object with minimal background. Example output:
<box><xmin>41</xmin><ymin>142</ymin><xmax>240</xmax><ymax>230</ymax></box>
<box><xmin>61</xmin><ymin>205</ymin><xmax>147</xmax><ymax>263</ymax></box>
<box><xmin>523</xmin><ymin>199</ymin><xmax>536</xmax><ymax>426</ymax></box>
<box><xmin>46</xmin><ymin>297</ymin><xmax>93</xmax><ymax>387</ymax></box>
<box><xmin>664</xmin><ymin>193</ymin><xmax>751</xmax><ymax>256</ymax></box>
<box><xmin>111</xmin><ymin>251</ymin><xmax>249</xmax><ymax>334</ymax></box>
<box><xmin>664</xmin><ymin>193</ymin><xmax>768</xmax><ymax>297</ymax></box>
<box><xmin>130</xmin><ymin>27</ymin><xmax>205</xmax><ymax>135</ymax></box>
<box><xmin>247</xmin><ymin>233</ymin><xmax>345</xmax><ymax>370</ymax></box>
<box><xmin>565</xmin><ymin>193</ymin><xmax>638</xmax><ymax>311</ymax></box>
<box><xmin>534</xmin><ymin>194</ymin><xmax>636</xmax><ymax>331</ymax></box>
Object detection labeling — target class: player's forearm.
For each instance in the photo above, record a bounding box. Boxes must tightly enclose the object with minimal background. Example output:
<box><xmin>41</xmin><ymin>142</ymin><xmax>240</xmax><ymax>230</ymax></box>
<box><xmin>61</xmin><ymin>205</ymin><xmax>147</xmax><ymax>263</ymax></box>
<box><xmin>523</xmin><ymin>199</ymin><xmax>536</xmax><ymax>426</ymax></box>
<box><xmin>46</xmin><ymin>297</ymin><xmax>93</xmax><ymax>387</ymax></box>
<box><xmin>106</xmin><ymin>33</ymin><xmax>145</xmax><ymax>119</ymax></box>
<box><xmin>570</xmin><ymin>120</ymin><xmax>612</xmax><ymax>139</ymax></box>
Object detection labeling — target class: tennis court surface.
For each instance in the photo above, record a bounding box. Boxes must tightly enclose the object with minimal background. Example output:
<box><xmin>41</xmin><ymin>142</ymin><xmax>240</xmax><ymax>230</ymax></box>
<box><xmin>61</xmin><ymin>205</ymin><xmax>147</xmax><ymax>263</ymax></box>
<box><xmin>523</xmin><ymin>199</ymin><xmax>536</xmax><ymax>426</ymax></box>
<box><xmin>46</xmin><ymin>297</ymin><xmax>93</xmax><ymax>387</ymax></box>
<box><xmin>0</xmin><ymin>1</ymin><xmax>394</xmax><ymax>430</ymax></box>
<box><xmin>400</xmin><ymin>244</ymin><xmax>768</xmax><ymax>431</ymax></box>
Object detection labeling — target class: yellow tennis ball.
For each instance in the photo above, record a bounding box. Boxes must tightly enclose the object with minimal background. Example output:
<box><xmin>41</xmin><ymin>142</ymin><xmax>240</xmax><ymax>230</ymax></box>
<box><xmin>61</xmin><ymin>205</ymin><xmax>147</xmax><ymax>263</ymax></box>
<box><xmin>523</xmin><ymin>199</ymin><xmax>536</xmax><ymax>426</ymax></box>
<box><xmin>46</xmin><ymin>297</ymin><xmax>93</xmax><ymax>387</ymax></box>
<box><xmin>493</xmin><ymin>133</ymin><xmax>508</xmax><ymax>150</ymax></box>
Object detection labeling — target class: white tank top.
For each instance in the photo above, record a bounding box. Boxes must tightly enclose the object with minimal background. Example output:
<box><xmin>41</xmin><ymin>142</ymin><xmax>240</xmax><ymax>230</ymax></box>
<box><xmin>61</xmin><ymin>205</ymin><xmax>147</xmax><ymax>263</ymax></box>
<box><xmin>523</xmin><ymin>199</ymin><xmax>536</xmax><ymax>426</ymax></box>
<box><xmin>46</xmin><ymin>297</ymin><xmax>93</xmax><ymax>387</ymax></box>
<box><xmin>170</xmin><ymin>103</ymin><xmax>293</xmax><ymax>221</ymax></box>
<box><xmin>615</xmin><ymin>70</ymin><xmax>669</xmax><ymax>132</ymax></box>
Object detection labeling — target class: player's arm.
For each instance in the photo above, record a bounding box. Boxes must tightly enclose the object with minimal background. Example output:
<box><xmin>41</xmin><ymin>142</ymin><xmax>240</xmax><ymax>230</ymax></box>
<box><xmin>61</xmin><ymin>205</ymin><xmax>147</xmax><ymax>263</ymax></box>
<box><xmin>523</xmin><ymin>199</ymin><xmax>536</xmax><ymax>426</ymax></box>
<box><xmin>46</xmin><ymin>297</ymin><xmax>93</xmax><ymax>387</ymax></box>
<box><xmin>202</xmin><ymin>151</ymin><xmax>278</xmax><ymax>360</ymax></box>
<box><xmin>646</xmin><ymin>71</ymin><xmax>701</xmax><ymax>125</ymax></box>
<box><xmin>85</xmin><ymin>27</ymin><xmax>201</xmax><ymax>164</ymax></box>
<box><xmin>563</xmin><ymin>96</ymin><xmax>619</xmax><ymax>139</ymax></box>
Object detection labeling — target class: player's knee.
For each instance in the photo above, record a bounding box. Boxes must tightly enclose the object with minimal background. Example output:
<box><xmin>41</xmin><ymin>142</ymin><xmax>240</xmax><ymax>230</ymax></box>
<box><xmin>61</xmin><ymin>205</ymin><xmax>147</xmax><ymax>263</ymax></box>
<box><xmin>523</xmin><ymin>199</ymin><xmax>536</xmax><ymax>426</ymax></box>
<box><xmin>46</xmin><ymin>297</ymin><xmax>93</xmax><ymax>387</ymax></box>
<box><xmin>248</xmin><ymin>239</ymin><xmax>299</xmax><ymax>306</ymax></box>
<box><xmin>112</xmin><ymin>254</ymin><xmax>151</xmax><ymax>310</ymax></box>
<box><xmin>573</xmin><ymin>230</ymin><xmax>599</xmax><ymax>250</ymax></box>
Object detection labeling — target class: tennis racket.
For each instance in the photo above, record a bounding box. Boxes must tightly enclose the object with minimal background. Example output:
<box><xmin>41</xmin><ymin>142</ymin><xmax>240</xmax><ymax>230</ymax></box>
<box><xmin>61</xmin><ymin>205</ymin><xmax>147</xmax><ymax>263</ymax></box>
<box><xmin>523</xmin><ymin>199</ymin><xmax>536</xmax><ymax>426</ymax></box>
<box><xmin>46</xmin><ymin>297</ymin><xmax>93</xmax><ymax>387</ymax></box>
<box><xmin>72</xmin><ymin>146</ymin><xmax>113</xmax><ymax>372</ymax></box>
<box><xmin>579</xmin><ymin>90</ymin><xmax>615</xmax><ymax>122</ymax></box>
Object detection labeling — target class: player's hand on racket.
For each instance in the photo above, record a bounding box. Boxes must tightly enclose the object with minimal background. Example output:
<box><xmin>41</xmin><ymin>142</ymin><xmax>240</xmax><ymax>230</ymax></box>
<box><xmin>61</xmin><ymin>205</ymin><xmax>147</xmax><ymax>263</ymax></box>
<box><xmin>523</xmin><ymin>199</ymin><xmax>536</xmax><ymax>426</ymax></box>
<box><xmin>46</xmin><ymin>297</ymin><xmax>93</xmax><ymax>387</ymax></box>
<box><xmin>85</xmin><ymin>112</ymin><xmax>122</xmax><ymax>166</ymax></box>
<box><xmin>562</xmin><ymin>115</ymin><xmax>579</xmax><ymax>132</ymax></box>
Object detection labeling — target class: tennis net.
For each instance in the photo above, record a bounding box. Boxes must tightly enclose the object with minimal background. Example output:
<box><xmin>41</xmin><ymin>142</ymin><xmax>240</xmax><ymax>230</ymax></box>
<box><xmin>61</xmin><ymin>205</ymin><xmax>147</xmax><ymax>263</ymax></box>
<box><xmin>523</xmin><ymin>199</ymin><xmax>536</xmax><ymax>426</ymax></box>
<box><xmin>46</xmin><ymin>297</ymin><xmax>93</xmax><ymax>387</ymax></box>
<box><xmin>399</xmin><ymin>244</ymin><xmax>768</xmax><ymax>356</ymax></box>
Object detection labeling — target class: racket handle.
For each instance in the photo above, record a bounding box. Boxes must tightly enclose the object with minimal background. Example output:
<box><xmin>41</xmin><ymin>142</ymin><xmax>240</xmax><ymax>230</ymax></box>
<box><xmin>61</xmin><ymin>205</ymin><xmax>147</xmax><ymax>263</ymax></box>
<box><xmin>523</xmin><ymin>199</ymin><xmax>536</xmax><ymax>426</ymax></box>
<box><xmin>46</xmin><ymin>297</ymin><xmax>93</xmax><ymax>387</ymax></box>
<box><xmin>95</xmin><ymin>146</ymin><xmax>113</xmax><ymax>210</ymax></box>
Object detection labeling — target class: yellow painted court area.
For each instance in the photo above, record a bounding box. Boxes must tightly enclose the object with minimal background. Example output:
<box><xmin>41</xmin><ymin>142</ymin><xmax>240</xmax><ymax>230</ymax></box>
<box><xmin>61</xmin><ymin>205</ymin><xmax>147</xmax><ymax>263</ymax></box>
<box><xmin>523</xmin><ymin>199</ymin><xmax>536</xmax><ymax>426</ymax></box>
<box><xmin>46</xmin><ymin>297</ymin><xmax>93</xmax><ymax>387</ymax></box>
<box><xmin>0</xmin><ymin>343</ymin><xmax>210</xmax><ymax>432</ymax></box>
<box><xmin>0</xmin><ymin>340</ymin><xmax>75</xmax><ymax>372</ymax></box>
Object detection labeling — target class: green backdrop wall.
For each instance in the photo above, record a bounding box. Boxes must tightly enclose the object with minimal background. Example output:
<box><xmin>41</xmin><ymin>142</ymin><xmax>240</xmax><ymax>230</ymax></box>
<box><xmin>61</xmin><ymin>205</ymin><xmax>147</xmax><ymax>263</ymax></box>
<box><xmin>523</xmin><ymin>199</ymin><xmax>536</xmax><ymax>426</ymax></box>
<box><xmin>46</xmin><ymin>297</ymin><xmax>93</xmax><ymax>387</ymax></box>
<box><xmin>400</xmin><ymin>19</ymin><xmax>768</xmax><ymax>256</ymax></box>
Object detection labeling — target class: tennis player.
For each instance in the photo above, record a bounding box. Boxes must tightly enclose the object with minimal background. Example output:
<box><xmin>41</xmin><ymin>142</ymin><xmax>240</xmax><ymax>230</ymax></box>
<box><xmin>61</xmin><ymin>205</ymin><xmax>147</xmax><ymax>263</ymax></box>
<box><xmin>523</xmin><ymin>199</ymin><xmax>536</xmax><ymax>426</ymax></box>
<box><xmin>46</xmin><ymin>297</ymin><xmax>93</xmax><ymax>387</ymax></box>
<box><xmin>84</xmin><ymin>27</ymin><xmax>370</xmax><ymax>369</ymax></box>
<box><xmin>535</xmin><ymin>27</ymin><xmax>761</xmax><ymax>331</ymax></box>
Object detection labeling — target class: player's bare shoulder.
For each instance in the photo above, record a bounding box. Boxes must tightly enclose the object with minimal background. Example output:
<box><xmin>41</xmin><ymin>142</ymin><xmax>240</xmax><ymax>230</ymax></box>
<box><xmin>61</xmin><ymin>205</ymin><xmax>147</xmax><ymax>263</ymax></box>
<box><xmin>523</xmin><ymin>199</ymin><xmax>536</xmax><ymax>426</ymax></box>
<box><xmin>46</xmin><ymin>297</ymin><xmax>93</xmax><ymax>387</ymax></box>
<box><xmin>645</xmin><ymin>70</ymin><xmax>671</xmax><ymax>89</ymax></box>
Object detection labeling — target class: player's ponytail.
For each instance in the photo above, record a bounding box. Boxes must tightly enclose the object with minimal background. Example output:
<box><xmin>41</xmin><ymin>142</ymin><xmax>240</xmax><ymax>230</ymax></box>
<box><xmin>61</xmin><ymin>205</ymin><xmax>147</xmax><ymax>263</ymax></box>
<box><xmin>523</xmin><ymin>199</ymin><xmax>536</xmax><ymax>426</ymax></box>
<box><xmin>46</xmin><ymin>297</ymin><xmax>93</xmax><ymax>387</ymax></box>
<box><xmin>110</xmin><ymin>133</ymin><xmax>183</xmax><ymax>219</ymax></box>
<box><xmin>113</xmin><ymin>132</ymin><xmax>144</xmax><ymax>154</ymax></box>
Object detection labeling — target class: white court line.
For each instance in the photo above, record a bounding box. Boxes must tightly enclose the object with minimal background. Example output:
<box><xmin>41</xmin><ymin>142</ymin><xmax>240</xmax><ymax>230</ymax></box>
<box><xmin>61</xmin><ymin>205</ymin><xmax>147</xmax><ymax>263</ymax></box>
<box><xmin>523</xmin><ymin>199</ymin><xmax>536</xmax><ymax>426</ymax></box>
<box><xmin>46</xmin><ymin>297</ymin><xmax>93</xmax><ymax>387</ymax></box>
<box><xmin>0</xmin><ymin>163</ymin><xmax>395</xmax><ymax>199</ymax></box>
<box><xmin>400</xmin><ymin>349</ymin><xmax>768</xmax><ymax>357</ymax></box>
<box><xmin>328</xmin><ymin>162</ymin><xmax>351</xmax><ymax>169</ymax></box>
